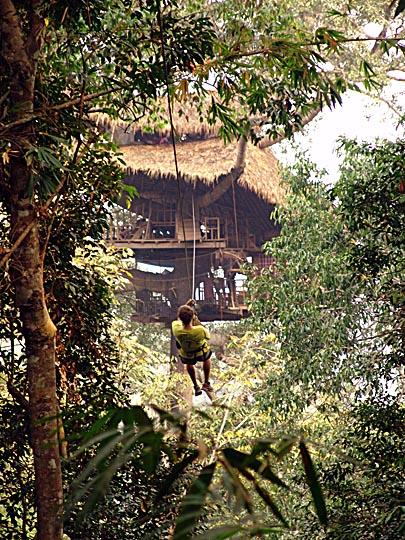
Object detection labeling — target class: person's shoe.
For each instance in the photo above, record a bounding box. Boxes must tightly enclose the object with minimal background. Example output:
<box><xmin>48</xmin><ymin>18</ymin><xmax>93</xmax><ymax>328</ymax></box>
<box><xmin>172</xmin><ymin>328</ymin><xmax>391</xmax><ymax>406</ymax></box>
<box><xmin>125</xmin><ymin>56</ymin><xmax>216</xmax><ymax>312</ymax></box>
<box><xmin>202</xmin><ymin>382</ymin><xmax>214</xmax><ymax>393</ymax></box>
<box><xmin>194</xmin><ymin>386</ymin><xmax>202</xmax><ymax>396</ymax></box>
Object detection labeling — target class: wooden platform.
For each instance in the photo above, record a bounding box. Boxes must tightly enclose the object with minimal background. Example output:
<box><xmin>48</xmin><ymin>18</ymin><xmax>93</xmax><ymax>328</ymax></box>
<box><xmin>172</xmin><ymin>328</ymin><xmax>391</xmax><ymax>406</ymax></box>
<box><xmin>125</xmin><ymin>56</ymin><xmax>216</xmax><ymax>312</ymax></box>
<box><xmin>131</xmin><ymin>303</ymin><xmax>250</xmax><ymax>324</ymax></box>
<box><xmin>105</xmin><ymin>238</ymin><xmax>227</xmax><ymax>251</ymax></box>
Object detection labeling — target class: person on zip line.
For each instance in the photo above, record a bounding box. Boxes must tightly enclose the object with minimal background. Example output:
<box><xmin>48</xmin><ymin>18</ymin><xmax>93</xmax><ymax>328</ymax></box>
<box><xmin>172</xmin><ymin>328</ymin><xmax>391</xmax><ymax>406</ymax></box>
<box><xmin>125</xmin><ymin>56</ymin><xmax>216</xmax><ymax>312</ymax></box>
<box><xmin>172</xmin><ymin>300</ymin><xmax>214</xmax><ymax>397</ymax></box>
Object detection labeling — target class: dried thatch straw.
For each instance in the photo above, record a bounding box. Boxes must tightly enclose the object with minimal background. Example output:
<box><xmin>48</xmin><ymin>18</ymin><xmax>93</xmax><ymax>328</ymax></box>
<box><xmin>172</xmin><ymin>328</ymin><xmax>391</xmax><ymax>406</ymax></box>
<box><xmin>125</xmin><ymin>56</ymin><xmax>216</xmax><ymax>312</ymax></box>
<box><xmin>92</xmin><ymin>95</ymin><xmax>284</xmax><ymax>205</ymax></box>
<box><xmin>120</xmin><ymin>138</ymin><xmax>284</xmax><ymax>205</ymax></box>
<box><xmin>92</xmin><ymin>95</ymin><xmax>223</xmax><ymax>140</ymax></box>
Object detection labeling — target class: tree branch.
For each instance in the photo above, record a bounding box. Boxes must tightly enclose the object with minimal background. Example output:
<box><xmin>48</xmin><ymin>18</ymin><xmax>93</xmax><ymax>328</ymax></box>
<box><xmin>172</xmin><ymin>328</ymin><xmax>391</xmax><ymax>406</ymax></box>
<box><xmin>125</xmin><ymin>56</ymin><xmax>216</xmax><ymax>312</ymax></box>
<box><xmin>0</xmin><ymin>176</ymin><xmax>66</xmax><ymax>270</ymax></box>
<box><xmin>387</xmin><ymin>71</ymin><xmax>405</xmax><ymax>81</ymax></box>
<box><xmin>0</xmin><ymin>86</ymin><xmax>123</xmax><ymax>134</ymax></box>
<box><xmin>370</xmin><ymin>0</ymin><xmax>399</xmax><ymax>54</ymax></box>
<box><xmin>215</xmin><ymin>35</ymin><xmax>405</xmax><ymax>63</ymax></box>
<box><xmin>256</xmin><ymin>107</ymin><xmax>321</xmax><ymax>149</ymax></box>
<box><xmin>196</xmin><ymin>137</ymin><xmax>246</xmax><ymax>209</ymax></box>
<box><xmin>7</xmin><ymin>381</ymin><xmax>29</xmax><ymax>409</ymax></box>
<box><xmin>196</xmin><ymin>165</ymin><xmax>245</xmax><ymax>210</ymax></box>
<box><xmin>368</xmin><ymin>92</ymin><xmax>405</xmax><ymax>119</ymax></box>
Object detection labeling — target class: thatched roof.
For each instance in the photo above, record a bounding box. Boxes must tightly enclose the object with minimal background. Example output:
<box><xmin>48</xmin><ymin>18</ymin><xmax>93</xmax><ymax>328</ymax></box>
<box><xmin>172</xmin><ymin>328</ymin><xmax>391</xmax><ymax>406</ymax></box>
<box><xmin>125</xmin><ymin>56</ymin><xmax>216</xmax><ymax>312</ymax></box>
<box><xmin>93</xmin><ymin>96</ymin><xmax>284</xmax><ymax>205</ymax></box>
<box><xmin>120</xmin><ymin>138</ymin><xmax>284</xmax><ymax>205</ymax></box>
<box><xmin>93</xmin><ymin>96</ymin><xmax>223</xmax><ymax>141</ymax></box>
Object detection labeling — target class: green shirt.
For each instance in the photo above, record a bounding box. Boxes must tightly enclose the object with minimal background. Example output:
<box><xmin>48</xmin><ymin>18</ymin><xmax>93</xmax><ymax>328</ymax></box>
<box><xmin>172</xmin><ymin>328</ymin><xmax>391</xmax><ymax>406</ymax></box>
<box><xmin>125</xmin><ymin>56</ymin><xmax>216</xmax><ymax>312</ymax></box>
<box><xmin>172</xmin><ymin>320</ymin><xmax>210</xmax><ymax>359</ymax></box>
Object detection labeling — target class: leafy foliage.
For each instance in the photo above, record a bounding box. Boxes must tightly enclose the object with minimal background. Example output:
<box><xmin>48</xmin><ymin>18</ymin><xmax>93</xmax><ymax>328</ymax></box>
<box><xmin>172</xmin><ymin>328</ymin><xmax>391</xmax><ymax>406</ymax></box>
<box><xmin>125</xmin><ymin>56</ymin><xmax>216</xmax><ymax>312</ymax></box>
<box><xmin>333</xmin><ymin>138</ymin><xmax>405</xmax><ymax>373</ymax></box>
<box><xmin>245</xmin><ymin>158</ymin><xmax>362</xmax><ymax>414</ymax></box>
<box><xmin>0</xmin><ymin>394</ymin><xmax>35</xmax><ymax>539</ymax></box>
<box><xmin>64</xmin><ymin>405</ymin><xmax>329</xmax><ymax>539</ymax></box>
<box><xmin>1</xmin><ymin>0</ymin><xmax>405</xmax><ymax>538</ymax></box>
<box><xmin>0</xmin><ymin>1</ymin><xmax>217</xmax><ymax>537</ymax></box>
<box><xmin>280</xmin><ymin>0</ymin><xmax>405</xmax><ymax>98</ymax></box>
<box><xmin>186</xmin><ymin>0</ymin><xmax>351</xmax><ymax>142</ymax></box>
<box><xmin>322</xmin><ymin>397</ymin><xmax>405</xmax><ymax>540</ymax></box>
<box><xmin>246</xmin><ymin>138</ymin><xmax>405</xmax><ymax>414</ymax></box>
<box><xmin>244</xmin><ymin>139</ymin><xmax>405</xmax><ymax>539</ymax></box>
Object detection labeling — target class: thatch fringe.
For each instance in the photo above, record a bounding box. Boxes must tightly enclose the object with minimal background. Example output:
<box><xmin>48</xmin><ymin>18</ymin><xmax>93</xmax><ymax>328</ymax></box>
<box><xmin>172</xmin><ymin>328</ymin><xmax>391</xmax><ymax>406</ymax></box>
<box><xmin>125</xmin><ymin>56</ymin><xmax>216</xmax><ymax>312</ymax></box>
<box><xmin>120</xmin><ymin>138</ymin><xmax>284</xmax><ymax>204</ymax></box>
<box><xmin>92</xmin><ymin>97</ymin><xmax>220</xmax><ymax>142</ymax></box>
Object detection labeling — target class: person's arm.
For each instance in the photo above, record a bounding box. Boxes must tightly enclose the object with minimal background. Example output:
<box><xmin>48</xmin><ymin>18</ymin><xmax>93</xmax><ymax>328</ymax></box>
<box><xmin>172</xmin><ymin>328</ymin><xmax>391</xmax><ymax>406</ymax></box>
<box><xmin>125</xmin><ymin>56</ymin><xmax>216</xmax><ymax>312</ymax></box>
<box><xmin>186</xmin><ymin>298</ymin><xmax>202</xmax><ymax>326</ymax></box>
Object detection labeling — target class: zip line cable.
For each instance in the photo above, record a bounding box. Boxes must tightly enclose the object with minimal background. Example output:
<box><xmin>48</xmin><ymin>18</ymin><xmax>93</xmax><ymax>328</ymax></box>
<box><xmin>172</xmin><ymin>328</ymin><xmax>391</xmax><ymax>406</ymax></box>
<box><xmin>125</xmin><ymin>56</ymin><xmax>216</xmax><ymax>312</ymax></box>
<box><xmin>156</xmin><ymin>0</ymin><xmax>195</xmax><ymax>300</ymax></box>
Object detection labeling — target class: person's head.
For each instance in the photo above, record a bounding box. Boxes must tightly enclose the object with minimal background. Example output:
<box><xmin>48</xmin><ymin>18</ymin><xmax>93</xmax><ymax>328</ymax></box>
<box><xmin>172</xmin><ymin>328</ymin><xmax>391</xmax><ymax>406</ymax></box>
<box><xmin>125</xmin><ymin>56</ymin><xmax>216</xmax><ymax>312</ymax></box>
<box><xmin>178</xmin><ymin>305</ymin><xmax>194</xmax><ymax>326</ymax></box>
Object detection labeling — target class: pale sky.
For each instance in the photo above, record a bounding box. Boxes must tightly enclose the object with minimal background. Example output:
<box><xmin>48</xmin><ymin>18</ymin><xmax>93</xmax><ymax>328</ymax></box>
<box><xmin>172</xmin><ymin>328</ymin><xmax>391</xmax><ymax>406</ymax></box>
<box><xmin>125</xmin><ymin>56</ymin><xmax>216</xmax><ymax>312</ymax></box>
<box><xmin>273</xmin><ymin>85</ymin><xmax>405</xmax><ymax>182</ymax></box>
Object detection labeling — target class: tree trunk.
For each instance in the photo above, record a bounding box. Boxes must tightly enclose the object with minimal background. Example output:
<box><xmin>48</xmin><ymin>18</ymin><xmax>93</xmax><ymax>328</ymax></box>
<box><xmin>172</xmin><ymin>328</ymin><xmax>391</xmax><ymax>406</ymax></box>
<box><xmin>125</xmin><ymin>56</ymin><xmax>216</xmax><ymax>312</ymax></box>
<box><xmin>195</xmin><ymin>137</ymin><xmax>247</xmax><ymax>211</ymax></box>
<box><xmin>1</xmin><ymin>1</ymin><xmax>64</xmax><ymax>537</ymax></box>
<box><xmin>10</xmin><ymin>191</ymin><xmax>63</xmax><ymax>540</ymax></box>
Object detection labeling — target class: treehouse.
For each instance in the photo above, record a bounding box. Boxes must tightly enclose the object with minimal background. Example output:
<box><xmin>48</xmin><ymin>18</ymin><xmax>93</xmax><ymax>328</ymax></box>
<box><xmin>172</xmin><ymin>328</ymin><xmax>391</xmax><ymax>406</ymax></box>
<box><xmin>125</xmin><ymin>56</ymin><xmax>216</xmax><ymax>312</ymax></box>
<box><xmin>101</xmin><ymin>107</ymin><xmax>283</xmax><ymax>323</ymax></box>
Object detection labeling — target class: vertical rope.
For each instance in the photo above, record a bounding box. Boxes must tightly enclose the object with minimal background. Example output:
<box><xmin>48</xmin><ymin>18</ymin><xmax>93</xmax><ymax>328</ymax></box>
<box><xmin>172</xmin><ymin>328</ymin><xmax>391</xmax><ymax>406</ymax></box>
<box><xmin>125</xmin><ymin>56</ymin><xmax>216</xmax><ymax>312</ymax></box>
<box><xmin>232</xmin><ymin>178</ymin><xmax>239</xmax><ymax>250</ymax></box>
<box><xmin>232</xmin><ymin>136</ymin><xmax>246</xmax><ymax>252</ymax></box>
<box><xmin>156</xmin><ymin>0</ymin><xmax>193</xmax><ymax>299</ymax></box>
<box><xmin>192</xmin><ymin>194</ymin><xmax>196</xmax><ymax>299</ymax></box>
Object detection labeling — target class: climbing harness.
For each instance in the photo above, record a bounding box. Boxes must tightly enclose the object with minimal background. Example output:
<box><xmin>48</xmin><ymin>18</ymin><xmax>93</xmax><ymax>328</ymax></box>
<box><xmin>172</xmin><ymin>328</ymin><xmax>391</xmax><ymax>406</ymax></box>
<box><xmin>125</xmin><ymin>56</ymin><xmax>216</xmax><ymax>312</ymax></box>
<box><xmin>178</xmin><ymin>345</ymin><xmax>212</xmax><ymax>365</ymax></box>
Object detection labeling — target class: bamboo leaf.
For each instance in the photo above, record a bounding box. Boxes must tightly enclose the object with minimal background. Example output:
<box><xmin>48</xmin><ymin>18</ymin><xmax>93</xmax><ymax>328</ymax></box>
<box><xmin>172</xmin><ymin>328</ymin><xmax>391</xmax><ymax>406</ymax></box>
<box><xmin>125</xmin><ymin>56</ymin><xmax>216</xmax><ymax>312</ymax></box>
<box><xmin>149</xmin><ymin>404</ymin><xmax>185</xmax><ymax>425</ymax></box>
<box><xmin>222</xmin><ymin>448</ymin><xmax>287</xmax><ymax>488</ymax></box>
<box><xmin>275</xmin><ymin>436</ymin><xmax>299</xmax><ymax>459</ymax></box>
<box><xmin>137</xmin><ymin>430</ymin><xmax>164</xmax><ymax>474</ymax></box>
<box><xmin>173</xmin><ymin>463</ymin><xmax>216</xmax><ymax>540</ymax></box>
<box><xmin>250</xmin><ymin>439</ymin><xmax>279</xmax><ymax>458</ymax></box>
<box><xmin>394</xmin><ymin>0</ymin><xmax>405</xmax><ymax>17</ymax></box>
<box><xmin>81</xmin><ymin>409</ymin><xmax>117</xmax><ymax>441</ymax></box>
<box><xmin>73</xmin><ymin>429</ymin><xmax>124</xmax><ymax>484</ymax></box>
<box><xmin>253</xmin><ymin>482</ymin><xmax>289</xmax><ymax>528</ymax></box>
<box><xmin>220</xmin><ymin>455</ymin><xmax>253</xmax><ymax>513</ymax></box>
<box><xmin>155</xmin><ymin>450</ymin><xmax>200</xmax><ymax>503</ymax></box>
<box><xmin>196</xmin><ymin>525</ymin><xmax>242</xmax><ymax>539</ymax></box>
<box><xmin>124</xmin><ymin>405</ymin><xmax>154</xmax><ymax>428</ymax></box>
<box><xmin>299</xmin><ymin>441</ymin><xmax>328</xmax><ymax>526</ymax></box>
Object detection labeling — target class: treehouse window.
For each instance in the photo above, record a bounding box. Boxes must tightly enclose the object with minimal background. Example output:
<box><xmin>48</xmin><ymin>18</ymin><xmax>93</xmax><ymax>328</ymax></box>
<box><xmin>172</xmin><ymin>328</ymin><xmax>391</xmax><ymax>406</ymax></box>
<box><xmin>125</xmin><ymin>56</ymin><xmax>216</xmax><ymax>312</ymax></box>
<box><xmin>202</xmin><ymin>217</ymin><xmax>223</xmax><ymax>240</ymax></box>
<box><xmin>153</xmin><ymin>202</ymin><xmax>176</xmax><ymax>225</ymax></box>
<box><xmin>149</xmin><ymin>202</ymin><xmax>176</xmax><ymax>238</ymax></box>
<box><xmin>105</xmin><ymin>205</ymin><xmax>149</xmax><ymax>241</ymax></box>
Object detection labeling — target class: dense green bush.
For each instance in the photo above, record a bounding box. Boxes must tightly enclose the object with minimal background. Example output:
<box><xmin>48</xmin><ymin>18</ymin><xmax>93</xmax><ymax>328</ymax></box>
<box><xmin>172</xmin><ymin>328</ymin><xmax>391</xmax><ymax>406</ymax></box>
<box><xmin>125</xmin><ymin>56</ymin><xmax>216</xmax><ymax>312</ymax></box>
<box><xmin>322</xmin><ymin>398</ymin><xmax>405</xmax><ymax>539</ymax></box>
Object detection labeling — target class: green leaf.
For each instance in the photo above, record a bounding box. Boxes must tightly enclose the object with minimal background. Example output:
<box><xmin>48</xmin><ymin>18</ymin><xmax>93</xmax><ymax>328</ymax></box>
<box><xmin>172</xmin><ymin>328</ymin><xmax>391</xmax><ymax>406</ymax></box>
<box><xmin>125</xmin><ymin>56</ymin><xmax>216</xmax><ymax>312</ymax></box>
<box><xmin>154</xmin><ymin>451</ymin><xmax>200</xmax><ymax>503</ymax></box>
<box><xmin>121</xmin><ymin>184</ymin><xmax>139</xmax><ymax>208</ymax></box>
<box><xmin>222</xmin><ymin>448</ymin><xmax>287</xmax><ymax>488</ymax></box>
<box><xmin>253</xmin><ymin>482</ymin><xmax>289</xmax><ymax>528</ymax></box>
<box><xmin>275</xmin><ymin>436</ymin><xmax>299</xmax><ymax>459</ymax></box>
<box><xmin>125</xmin><ymin>405</ymin><xmax>154</xmax><ymax>428</ymax></box>
<box><xmin>173</xmin><ymin>463</ymin><xmax>216</xmax><ymax>540</ymax></box>
<box><xmin>221</xmin><ymin>456</ymin><xmax>254</xmax><ymax>513</ymax></box>
<box><xmin>299</xmin><ymin>441</ymin><xmax>328</xmax><ymax>526</ymax></box>
<box><xmin>137</xmin><ymin>430</ymin><xmax>163</xmax><ymax>474</ymax></box>
<box><xmin>196</xmin><ymin>525</ymin><xmax>242</xmax><ymax>539</ymax></box>
<box><xmin>149</xmin><ymin>404</ymin><xmax>193</xmax><ymax>430</ymax></box>
<box><xmin>81</xmin><ymin>409</ymin><xmax>117</xmax><ymax>441</ymax></box>
<box><xmin>394</xmin><ymin>0</ymin><xmax>405</xmax><ymax>17</ymax></box>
